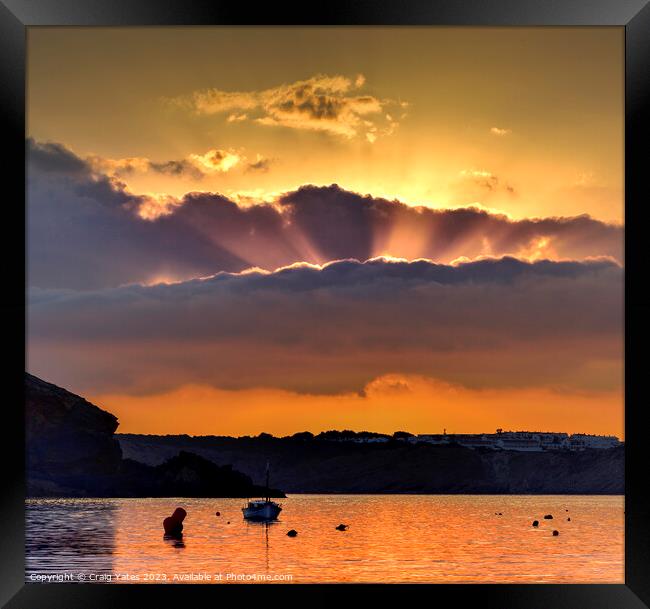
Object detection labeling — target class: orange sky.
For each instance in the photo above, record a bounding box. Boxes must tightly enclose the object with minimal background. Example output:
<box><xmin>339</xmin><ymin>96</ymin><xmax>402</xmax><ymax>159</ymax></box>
<box><xmin>28</xmin><ymin>27</ymin><xmax>624</xmax><ymax>223</ymax></box>
<box><xmin>92</xmin><ymin>375</ymin><xmax>624</xmax><ymax>439</ymax></box>
<box><xmin>26</xmin><ymin>27</ymin><xmax>624</xmax><ymax>438</ymax></box>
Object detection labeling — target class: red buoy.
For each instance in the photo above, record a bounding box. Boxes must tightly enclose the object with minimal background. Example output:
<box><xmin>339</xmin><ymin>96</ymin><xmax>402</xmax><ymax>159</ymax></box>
<box><xmin>163</xmin><ymin>507</ymin><xmax>187</xmax><ymax>537</ymax></box>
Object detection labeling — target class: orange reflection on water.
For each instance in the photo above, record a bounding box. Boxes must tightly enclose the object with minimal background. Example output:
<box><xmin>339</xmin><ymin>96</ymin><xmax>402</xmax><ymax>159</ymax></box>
<box><xmin>26</xmin><ymin>495</ymin><xmax>623</xmax><ymax>583</ymax></box>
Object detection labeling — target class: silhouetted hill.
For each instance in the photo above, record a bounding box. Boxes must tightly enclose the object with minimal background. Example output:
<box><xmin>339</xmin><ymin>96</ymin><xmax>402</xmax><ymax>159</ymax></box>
<box><xmin>118</xmin><ymin>433</ymin><xmax>624</xmax><ymax>495</ymax></box>
<box><xmin>26</xmin><ymin>374</ymin><xmax>283</xmax><ymax>498</ymax></box>
<box><xmin>114</xmin><ymin>451</ymin><xmax>283</xmax><ymax>498</ymax></box>
<box><xmin>25</xmin><ymin>372</ymin><xmax>622</xmax><ymax>496</ymax></box>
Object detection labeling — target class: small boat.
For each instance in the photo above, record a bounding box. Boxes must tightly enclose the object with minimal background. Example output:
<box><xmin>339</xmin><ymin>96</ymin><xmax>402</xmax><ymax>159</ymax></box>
<box><xmin>242</xmin><ymin>461</ymin><xmax>282</xmax><ymax>521</ymax></box>
<box><xmin>242</xmin><ymin>499</ymin><xmax>282</xmax><ymax>521</ymax></box>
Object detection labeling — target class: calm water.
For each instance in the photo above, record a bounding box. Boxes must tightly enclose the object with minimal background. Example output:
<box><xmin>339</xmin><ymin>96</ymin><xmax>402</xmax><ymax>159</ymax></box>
<box><xmin>26</xmin><ymin>495</ymin><xmax>624</xmax><ymax>583</ymax></box>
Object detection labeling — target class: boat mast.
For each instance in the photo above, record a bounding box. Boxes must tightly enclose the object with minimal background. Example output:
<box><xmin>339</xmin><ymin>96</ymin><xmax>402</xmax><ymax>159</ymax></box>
<box><xmin>265</xmin><ymin>460</ymin><xmax>270</xmax><ymax>502</ymax></box>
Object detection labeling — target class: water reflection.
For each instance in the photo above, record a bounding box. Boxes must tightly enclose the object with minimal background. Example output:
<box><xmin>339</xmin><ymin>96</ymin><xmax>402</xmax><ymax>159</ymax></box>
<box><xmin>26</xmin><ymin>499</ymin><xmax>117</xmax><ymax>577</ymax></box>
<box><xmin>26</xmin><ymin>495</ymin><xmax>624</xmax><ymax>583</ymax></box>
<box><xmin>163</xmin><ymin>535</ymin><xmax>186</xmax><ymax>549</ymax></box>
<box><xmin>243</xmin><ymin>520</ymin><xmax>277</xmax><ymax>572</ymax></box>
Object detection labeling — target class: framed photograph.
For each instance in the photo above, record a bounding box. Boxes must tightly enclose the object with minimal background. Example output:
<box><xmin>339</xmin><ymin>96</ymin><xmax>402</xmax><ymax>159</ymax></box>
<box><xmin>1</xmin><ymin>0</ymin><xmax>648</xmax><ymax>607</ymax></box>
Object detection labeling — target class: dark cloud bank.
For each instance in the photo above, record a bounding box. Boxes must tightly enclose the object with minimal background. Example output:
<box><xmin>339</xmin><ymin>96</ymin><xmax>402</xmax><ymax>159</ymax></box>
<box><xmin>27</xmin><ymin>139</ymin><xmax>623</xmax><ymax>290</ymax></box>
<box><xmin>28</xmin><ymin>256</ymin><xmax>623</xmax><ymax>396</ymax></box>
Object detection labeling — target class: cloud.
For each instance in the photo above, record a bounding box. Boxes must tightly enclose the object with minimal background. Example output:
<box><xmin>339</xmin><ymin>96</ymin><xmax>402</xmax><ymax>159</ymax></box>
<box><xmin>28</xmin><ymin>138</ymin><xmax>89</xmax><ymax>175</ymax></box>
<box><xmin>187</xmin><ymin>149</ymin><xmax>241</xmax><ymax>173</ymax></box>
<box><xmin>170</xmin><ymin>74</ymin><xmax>402</xmax><ymax>141</ymax></box>
<box><xmin>27</xmin><ymin>139</ymin><xmax>623</xmax><ymax>290</ymax></box>
<box><xmin>87</xmin><ymin>155</ymin><xmax>155</xmax><ymax>177</ymax></box>
<box><xmin>27</xmin><ymin>139</ymin><xmax>148</xmax><ymax>212</ymax></box>
<box><xmin>148</xmin><ymin>159</ymin><xmax>205</xmax><ymax>179</ymax></box>
<box><xmin>227</xmin><ymin>113</ymin><xmax>248</xmax><ymax>123</ymax></box>
<box><xmin>490</xmin><ymin>127</ymin><xmax>511</xmax><ymax>136</ymax></box>
<box><xmin>135</xmin><ymin>193</ymin><xmax>184</xmax><ymax>221</ymax></box>
<box><xmin>87</xmin><ymin>147</ymin><xmax>241</xmax><ymax>181</ymax></box>
<box><xmin>245</xmin><ymin>155</ymin><xmax>274</xmax><ymax>173</ymax></box>
<box><xmin>458</xmin><ymin>169</ymin><xmax>516</xmax><ymax>197</ymax></box>
<box><xmin>28</xmin><ymin>256</ymin><xmax>623</xmax><ymax>399</ymax></box>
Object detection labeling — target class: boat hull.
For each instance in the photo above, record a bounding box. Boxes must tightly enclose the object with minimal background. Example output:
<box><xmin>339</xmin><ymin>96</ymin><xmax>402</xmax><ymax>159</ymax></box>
<box><xmin>242</xmin><ymin>503</ymin><xmax>282</xmax><ymax>521</ymax></box>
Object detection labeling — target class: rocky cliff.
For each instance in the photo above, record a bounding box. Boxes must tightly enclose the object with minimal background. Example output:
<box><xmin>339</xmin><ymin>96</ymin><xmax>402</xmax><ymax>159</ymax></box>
<box><xmin>26</xmin><ymin>373</ymin><xmax>123</xmax><ymax>495</ymax></box>
<box><xmin>118</xmin><ymin>433</ymin><xmax>624</xmax><ymax>495</ymax></box>
<box><xmin>26</xmin><ymin>373</ymin><xmax>282</xmax><ymax>498</ymax></box>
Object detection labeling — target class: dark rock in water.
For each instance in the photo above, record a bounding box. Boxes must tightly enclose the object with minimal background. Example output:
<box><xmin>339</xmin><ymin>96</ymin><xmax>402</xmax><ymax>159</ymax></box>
<box><xmin>163</xmin><ymin>507</ymin><xmax>186</xmax><ymax>537</ymax></box>
<box><xmin>532</xmin><ymin>520</ymin><xmax>539</xmax><ymax>527</ymax></box>
<box><xmin>335</xmin><ymin>524</ymin><xmax>348</xmax><ymax>531</ymax></box>
<box><xmin>498</xmin><ymin>512</ymin><xmax>503</xmax><ymax>515</ymax></box>
<box><xmin>287</xmin><ymin>529</ymin><xmax>298</xmax><ymax>537</ymax></box>
<box><xmin>567</xmin><ymin>517</ymin><xmax>571</xmax><ymax>521</ymax></box>
<box><xmin>544</xmin><ymin>514</ymin><xmax>553</xmax><ymax>519</ymax></box>
<box><xmin>216</xmin><ymin>511</ymin><xmax>221</xmax><ymax>516</ymax></box>
<box><xmin>552</xmin><ymin>530</ymin><xmax>559</xmax><ymax>536</ymax></box>
<box><xmin>227</xmin><ymin>521</ymin><xmax>230</xmax><ymax>524</ymax></box>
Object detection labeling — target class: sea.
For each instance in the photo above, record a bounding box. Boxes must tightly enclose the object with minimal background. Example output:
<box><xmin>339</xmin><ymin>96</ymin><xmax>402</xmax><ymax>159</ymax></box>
<box><xmin>25</xmin><ymin>494</ymin><xmax>624</xmax><ymax>584</ymax></box>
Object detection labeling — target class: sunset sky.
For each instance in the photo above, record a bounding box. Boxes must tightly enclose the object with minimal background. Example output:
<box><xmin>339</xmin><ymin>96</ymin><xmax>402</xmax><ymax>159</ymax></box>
<box><xmin>26</xmin><ymin>27</ymin><xmax>624</xmax><ymax>437</ymax></box>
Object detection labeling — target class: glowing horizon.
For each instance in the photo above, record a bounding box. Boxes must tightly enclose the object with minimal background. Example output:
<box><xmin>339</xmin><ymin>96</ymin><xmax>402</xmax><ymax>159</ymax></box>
<box><xmin>90</xmin><ymin>375</ymin><xmax>625</xmax><ymax>440</ymax></box>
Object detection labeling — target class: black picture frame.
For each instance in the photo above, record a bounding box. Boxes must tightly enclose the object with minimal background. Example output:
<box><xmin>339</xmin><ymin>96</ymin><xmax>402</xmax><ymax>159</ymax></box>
<box><xmin>1</xmin><ymin>1</ymin><xmax>648</xmax><ymax>607</ymax></box>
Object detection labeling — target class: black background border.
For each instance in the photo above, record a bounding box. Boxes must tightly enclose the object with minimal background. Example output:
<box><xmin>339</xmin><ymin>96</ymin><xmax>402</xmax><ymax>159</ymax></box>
<box><xmin>1</xmin><ymin>1</ymin><xmax>649</xmax><ymax>607</ymax></box>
